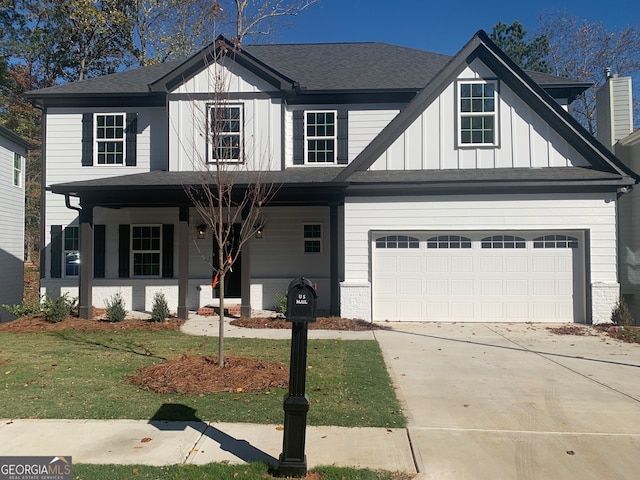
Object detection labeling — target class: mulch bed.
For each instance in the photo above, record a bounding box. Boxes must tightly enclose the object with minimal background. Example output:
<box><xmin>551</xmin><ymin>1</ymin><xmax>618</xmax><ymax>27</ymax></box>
<box><xmin>129</xmin><ymin>355</ymin><xmax>289</xmax><ymax>395</ymax></box>
<box><xmin>0</xmin><ymin>315</ymin><xmax>184</xmax><ymax>333</ymax></box>
<box><xmin>230</xmin><ymin>316</ymin><xmax>383</xmax><ymax>330</ymax></box>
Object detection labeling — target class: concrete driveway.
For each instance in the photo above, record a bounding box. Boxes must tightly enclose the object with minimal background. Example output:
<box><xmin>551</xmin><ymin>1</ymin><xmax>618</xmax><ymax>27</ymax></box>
<box><xmin>374</xmin><ymin>323</ymin><xmax>640</xmax><ymax>480</ymax></box>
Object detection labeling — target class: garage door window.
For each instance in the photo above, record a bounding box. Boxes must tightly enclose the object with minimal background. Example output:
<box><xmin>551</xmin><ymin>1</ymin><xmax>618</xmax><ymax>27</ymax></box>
<box><xmin>426</xmin><ymin>235</ymin><xmax>471</xmax><ymax>249</ymax></box>
<box><xmin>481</xmin><ymin>235</ymin><xmax>526</xmax><ymax>249</ymax></box>
<box><xmin>376</xmin><ymin>235</ymin><xmax>419</xmax><ymax>248</ymax></box>
<box><xmin>533</xmin><ymin>235</ymin><xmax>578</xmax><ymax>248</ymax></box>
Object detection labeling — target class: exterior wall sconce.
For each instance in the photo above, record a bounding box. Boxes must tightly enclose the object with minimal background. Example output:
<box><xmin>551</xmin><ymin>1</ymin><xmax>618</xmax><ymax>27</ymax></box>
<box><xmin>196</xmin><ymin>224</ymin><xmax>207</xmax><ymax>240</ymax></box>
<box><xmin>255</xmin><ymin>227</ymin><xmax>264</xmax><ymax>239</ymax></box>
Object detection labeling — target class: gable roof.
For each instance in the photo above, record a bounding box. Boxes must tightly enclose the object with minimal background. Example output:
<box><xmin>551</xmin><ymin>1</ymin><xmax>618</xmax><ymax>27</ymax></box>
<box><xmin>26</xmin><ymin>35</ymin><xmax>590</xmax><ymax>106</ymax></box>
<box><xmin>0</xmin><ymin>124</ymin><xmax>34</xmax><ymax>150</ymax></box>
<box><xmin>335</xmin><ymin>30</ymin><xmax>637</xmax><ymax>184</ymax></box>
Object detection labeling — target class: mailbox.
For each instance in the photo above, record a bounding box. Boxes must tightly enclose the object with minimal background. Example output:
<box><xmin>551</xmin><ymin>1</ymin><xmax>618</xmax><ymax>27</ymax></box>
<box><xmin>286</xmin><ymin>277</ymin><xmax>317</xmax><ymax>322</ymax></box>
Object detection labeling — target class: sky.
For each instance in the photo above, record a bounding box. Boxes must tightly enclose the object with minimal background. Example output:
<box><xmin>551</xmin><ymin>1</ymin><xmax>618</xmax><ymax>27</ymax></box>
<box><xmin>274</xmin><ymin>0</ymin><xmax>640</xmax><ymax>54</ymax></box>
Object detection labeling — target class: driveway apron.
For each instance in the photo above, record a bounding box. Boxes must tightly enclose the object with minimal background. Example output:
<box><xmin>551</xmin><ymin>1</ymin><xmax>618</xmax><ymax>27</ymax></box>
<box><xmin>375</xmin><ymin>322</ymin><xmax>640</xmax><ymax>480</ymax></box>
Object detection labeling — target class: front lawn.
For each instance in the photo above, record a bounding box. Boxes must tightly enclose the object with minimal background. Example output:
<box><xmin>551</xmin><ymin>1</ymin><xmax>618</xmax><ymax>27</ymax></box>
<box><xmin>0</xmin><ymin>329</ymin><xmax>404</xmax><ymax>428</ymax></box>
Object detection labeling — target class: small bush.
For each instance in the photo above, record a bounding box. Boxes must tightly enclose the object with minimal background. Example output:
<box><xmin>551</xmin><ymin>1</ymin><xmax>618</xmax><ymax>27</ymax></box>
<box><xmin>41</xmin><ymin>293</ymin><xmax>76</xmax><ymax>323</ymax></box>
<box><xmin>611</xmin><ymin>297</ymin><xmax>634</xmax><ymax>326</ymax></box>
<box><xmin>151</xmin><ymin>292</ymin><xmax>170</xmax><ymax>322</ymax></box>
<box><xmin>2</xmin><ymin>297</ymin><xmax>42</xmax><ymax>318</ymax></box>
<box><xmin>105</xmin><ymin>292</ymin><xmax>127</xmax><ymax>322</ymax></box>
<box><xmin>275</xmin><ymin>292</ymin><xmax>287</xmax><ymax>315</ymax></box>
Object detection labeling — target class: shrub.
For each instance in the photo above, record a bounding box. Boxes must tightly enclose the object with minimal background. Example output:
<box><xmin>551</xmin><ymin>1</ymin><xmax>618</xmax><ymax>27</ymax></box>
<box><xmin>275</xmin><ymin>292</ymin><xmax>287</xmax><ymax>315</ymax></box>
<box><xmin>105</xmin><ymin>292</ymin><xmax>127</xmax><ymax>322</ymax></box>
<box><xmin>151</xmin><ymin>292</ymin><xmax>170</xmax><ymax>322</ymax></box>
<box><xmin>2</xmin><ymin>297</ymin><xmax>42</xmax><ymax>318</ymax></box>
<box><xmin>611</xmin><ymin>297</ymin><xmax>634</xmax><ymax>327</ymax></box>
<box><xmin>41</xmin><ymin>293</ymin><xmax>76</xmax><ymax>323</ymax></box>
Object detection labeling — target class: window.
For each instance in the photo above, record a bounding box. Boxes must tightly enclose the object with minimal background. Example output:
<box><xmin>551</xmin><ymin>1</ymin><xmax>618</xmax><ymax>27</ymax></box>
<box><xmin>533</xmin><ymin>235</ymin><xmax>578</xmax><ymax>248</ymax></box>
<box><xmin>64</xmin><ymin>226</ymin><xmax>79</xmax><ymax>277</ymax></box>
<box><xmin>376</xmin><ymin>235</ymin><xmax>420</xmax><ymax>249</ymax></box>
<box><xmin>303</xmin><ymin>224</ymin><xmax>322</xmax><ymax>253</ymax></box>
<box><xmin>209</xmin><ymin>104</ymin><xmax>243</xmax><ymax>162</ymax></box>
<box><xmin>458</xmin><ymin>81</ymin><xmax>497</xmax><ymax>146</ymax></box>
<box><xmin>13</xmin><ymin>152</ymin><xmax>23</xmax><ymax>187</ymax></box>
<box><xmin>305</xmin><ymin>111</ymin><xmax>336</xmax><ymax>163</ymax></box>
<box><xmin>132</xmin><ymin>225</ymin><xmax>161</xmax><ymax>276</ymax></box>
<box><xmin>481</xmin><ymin>235</ymin><xmax>526</xmax><ymax>249</ymax></box>
<box><xmin>427</xmin><ymin>235</ymin><xmax>472</xmax><ymax>249</ymax></box>
<box><xmin>95</xmin><ymin>113</ymin><xmax>125</xmax><ymax>164</ymax></box>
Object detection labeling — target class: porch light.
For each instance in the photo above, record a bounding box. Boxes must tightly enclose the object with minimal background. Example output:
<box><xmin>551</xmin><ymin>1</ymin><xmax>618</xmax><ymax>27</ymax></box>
<box><xmin>255</xmin><ymin>228</ymin><xmax>263</xmax><ymax>239</ymax></box>
<box><xmin>196</xmin><ymin>224</ymin><xmax>207</xmax><ymax>239</ymax></box>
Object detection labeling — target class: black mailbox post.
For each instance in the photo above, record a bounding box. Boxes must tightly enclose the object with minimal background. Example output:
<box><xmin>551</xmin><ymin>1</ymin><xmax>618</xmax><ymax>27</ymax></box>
<box><xmin>278</xmin><ymin>277</ymin><xmax>317</xmax><ymax>478</ymax></box>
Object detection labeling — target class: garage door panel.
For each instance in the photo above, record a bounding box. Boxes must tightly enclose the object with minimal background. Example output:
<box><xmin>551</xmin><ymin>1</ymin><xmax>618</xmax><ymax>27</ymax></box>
<box><xmin>373</xmin><ymin>231</ymin><xmax>582</xmax><ymax>322</ymax></box>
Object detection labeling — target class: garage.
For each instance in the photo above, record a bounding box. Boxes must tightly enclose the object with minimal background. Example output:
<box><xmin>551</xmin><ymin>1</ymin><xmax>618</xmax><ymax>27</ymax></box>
<box><xmin>372</xmin><ymin>231</ymin><xmax>585</xmax><ymax>322</ymax></box>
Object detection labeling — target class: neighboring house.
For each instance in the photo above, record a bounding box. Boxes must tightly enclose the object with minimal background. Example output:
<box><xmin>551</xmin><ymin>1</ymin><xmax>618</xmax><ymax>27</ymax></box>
<box><xmin>26</xmin><ymin>30</ymin><xmax>637</xmax><ymax>324</ymax></box>
<box><xmin>597</xmin><ymin>74</ymin><xmax>640</xmax><ymax>320</ymax></box>
<box><xmin>0</xmin><ymin>125</ymin><xmax>31</xmax><ymax>321</ymax></box>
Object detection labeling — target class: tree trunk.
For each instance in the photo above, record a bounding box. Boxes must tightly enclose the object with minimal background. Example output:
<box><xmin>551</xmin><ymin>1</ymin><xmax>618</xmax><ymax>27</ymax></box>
<box><xmin>218</xmin><ymin>271</ymin><xmax>225</xmax><ymax>367</ymax></box>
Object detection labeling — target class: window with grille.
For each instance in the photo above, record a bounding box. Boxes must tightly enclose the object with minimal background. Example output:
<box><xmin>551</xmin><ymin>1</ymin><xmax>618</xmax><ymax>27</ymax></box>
<box><xmin>481</xmin><ymin>235</ymin><xmax>526</xmax><ymax>249</ymax></box>
<box><xmin>533</xmin><ymin>235</ymin><xmax>578</xmax><ymax>248</ymax></box>
<box><xmin>303</xmin><ymin>224</ymin><xmax>322</xmax><ymax>253</ymax></box>
<box><xmin>64</xmin><ymin>226</ymin><xmax>79</xmax><ymax>277</ymax></box>
<box><xmin>305</xmin><ymin>111</ymin><xmax>336</xmax><ymax>163</ymax></box>
<box><xmin>426</xmin><ymin>235</ymin><xmax>472</xmax><ymax>249</ymax></box>
<box><xmin>376</xmin><ymin>235</ymin><xmax>420</xmax><ymax>248</ymax></box>
<box><xmin>95</xmin><ymin>113</ymin><xmax>125</xmax><ymax>164</ymax></box>
<box><xmin>132</xmin><ymin>225</ymin><xmax>161</xmax><ymax>276</ymax></box>
<box><xmin>458</xmin><ymin>81</ymin><xmax>498</xmax><ymax>146</ymax></box>
<box><xmin>208</xmin><ymin>104</ymin><xmax>243</xmax><ymax>162</ymax></box>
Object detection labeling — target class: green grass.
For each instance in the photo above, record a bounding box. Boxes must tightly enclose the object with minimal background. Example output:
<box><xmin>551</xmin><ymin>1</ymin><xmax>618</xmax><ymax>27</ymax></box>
<box><xmin>0</xmin><ymin>330</ymin><xmax>404</xmax><ymax>428</ymax></box>
<box><xmin>73</xmin><ymin>463</ymin><xmax>411</xmax><ymax>480</ymax></box>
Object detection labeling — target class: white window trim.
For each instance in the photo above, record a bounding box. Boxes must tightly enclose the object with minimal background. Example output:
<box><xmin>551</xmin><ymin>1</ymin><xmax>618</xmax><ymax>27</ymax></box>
<box><xmin>457</xmin><ymin>80</ymin><xmax>499</xmax><ymax>147</ymax></box>
<box><xmin>13</xmin><ymin>152</ymin><xmax>23</xmax><ymax>187</ymax></box>
<box><xmin>131</xmin><ymin>224</ymin><xmax>162</xmax><ymax>277</ymax></box>
<box><xmin>304</xmin><ymin>110</ymin><xmax>337</xmax><ymax>165</ymax></box>
<box><xmin>94</xmin><ymin>112</ymin><xmax>126</xmax><ymax>166</ymax></box>
<box><xmin>303</xmin><ymin>223</ymin><xmax>323</xmax><ymax>254</ymax></box>
<box><xmin>207</xmin><ymin>103</ymin><xmax>244</xmax><ymax>163</ymax></box>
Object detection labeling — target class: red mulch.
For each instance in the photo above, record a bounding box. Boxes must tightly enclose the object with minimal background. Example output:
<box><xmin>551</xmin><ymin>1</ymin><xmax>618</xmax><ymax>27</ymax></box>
<box><xmin>230</xmin><ymin>316</ymin><xmax>384</xmax><ymax>330</ymax></box>
<box><xmin>129</xmin><ymin>355</ymin><xmax>289</xmax><ymax>395</ymax></box>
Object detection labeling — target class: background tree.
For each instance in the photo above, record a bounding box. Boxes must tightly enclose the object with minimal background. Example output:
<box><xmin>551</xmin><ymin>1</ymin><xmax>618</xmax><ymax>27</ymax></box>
<box><xmin>183</xmin><ymin>40</ymin><xmax>279</xmax><ymax>366</ymax></box>
<box><xmin>490</xmin><ymin>20</ymin><xmax>551</xmax><ymax>73</ymax></box>
<box><xmin>538</xmin><ymin>11</ymin><xmax>640</xmax><ymax>133</ymax></box>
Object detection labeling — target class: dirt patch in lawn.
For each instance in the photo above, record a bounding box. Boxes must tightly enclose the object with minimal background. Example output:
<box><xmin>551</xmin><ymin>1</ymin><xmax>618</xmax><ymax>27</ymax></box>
<box><xmin>130</xmin><ymin>355</ymin><xmax>289</xmax><ymax>395</ymax></box>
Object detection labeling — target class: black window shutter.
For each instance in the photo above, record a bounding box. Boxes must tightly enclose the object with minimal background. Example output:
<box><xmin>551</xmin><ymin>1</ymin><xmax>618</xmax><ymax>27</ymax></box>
<box><xmin>125</xmin><ymin>112</ymin><xmax>137</xmax><ymax>166</ymax></box>
<box><xmin>293</xmin><ymin>110</ymin><xmax>304</xmax><ymax>165</ymax></box>
<box><xmin>162</xmin><ymin>224</ymin><xmax>174</xmax><ymax>278</ymax></box>
<box><xmin>337</xmin><ymin>110</ymin><xmax>349</xmax><ymax>165</ymax></box>
<box><xmin>50</xmin><ymin>225</ymin><xmax>62</xmax><ymax>278</ymax></box>
<box><xmin>94</xmin><ymin>224</ymin><xmax>106</xmax><ymax>278</ymax></box>
<box><xmin>81</xmin><ymin>113</ymin><xmax>93</xmax><ymax>166</ymax></box>
<box><xmin>118</xmin><ymin>225</ymin><xmax>130</xmax><ymax>278</ymax></box>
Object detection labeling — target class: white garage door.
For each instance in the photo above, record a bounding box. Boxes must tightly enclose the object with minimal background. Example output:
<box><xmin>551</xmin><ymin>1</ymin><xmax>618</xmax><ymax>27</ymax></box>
<box><xmin>373</xmin><ymin>232</ymin><xmax>584</xmax><ymax>322</ymax></box>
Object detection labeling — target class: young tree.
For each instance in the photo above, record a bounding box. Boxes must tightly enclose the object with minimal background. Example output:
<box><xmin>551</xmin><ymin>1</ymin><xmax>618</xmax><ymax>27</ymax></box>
<box><xmin>490</xmin><ymin>20</ymin><xmax>551</xmax><ymax>73</ymax></box>
<box><xmin>183</xmin><ymin>39</ymin><xmax>279</xmax><ymax>367</ymax></box>
<box><xmin>538</xmin><ymin>11</ymin><xmax>640</xmax><ymax>133</ymax></box>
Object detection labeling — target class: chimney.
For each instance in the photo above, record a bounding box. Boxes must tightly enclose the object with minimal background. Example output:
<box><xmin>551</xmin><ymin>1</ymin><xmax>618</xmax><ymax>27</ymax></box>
<box><xmin>596</xmin><ymin>71</ymin><xmax>633</xmax><ymax>151</ymax></box>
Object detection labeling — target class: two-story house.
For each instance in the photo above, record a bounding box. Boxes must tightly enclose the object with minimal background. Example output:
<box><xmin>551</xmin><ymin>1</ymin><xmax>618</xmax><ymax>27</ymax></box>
<box><xmin>27</xmin><ymin>31</ymin><xmax>637</xmax><ymax>324</ymax></box>
<box><xmin>0</xmin><ymin>125</ymin><xmax>31</xmax><ymax>321</ymax></box>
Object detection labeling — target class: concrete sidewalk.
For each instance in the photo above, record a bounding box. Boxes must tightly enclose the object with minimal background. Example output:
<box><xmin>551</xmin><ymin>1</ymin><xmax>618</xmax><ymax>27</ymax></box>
<box><xmin>0</xmin><ymin>419</ymin><xmax>415</xmax><ymax>472</ymax></box>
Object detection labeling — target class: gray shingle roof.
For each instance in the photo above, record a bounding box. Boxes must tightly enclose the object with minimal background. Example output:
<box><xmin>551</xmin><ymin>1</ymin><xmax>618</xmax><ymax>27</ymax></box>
<box><xmin>27</xmin><ymin>40</ymin><xmax>588</xmax><ymax>99</ymax></box>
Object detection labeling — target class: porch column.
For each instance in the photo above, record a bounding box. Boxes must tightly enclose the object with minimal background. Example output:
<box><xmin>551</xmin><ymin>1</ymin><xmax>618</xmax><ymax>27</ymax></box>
<box><xmin>78</xmin><ymin>204</ymin><xmax>94</xmax><ymax>319</ymax></box>
<box><xmin>330</xmin><ymin>202</ymin><xmax>340</xmax><ymax>316</ymax></box>
<box><xmin>177</xmin><ymin>206</ymin><xmax>189</xmax><ymax>319</ymax></box>
<box><xmin>241</xmin><ymin>208</ymin><xmax>252</xmax><ymax>318</ymax></box>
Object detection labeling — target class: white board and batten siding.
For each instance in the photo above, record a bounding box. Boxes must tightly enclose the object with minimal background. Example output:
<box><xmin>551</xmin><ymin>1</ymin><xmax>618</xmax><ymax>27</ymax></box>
<box><xmin>0</xmin><ymin>134</ymin><xmax>27</xmax><ymax>319</ymax></box>
<box><xmin>369</xmin><ymin>59</ymin><xmax>591</xmax><ymax>171</ymax></box>
<box><xmin>340</xmin><ymin>193</ymin><xmax>619</xmax><ymax>324</ymax></box>
<box><xmin>169</xmin><ymin>59</ymin><xmax>282</xmax><ymax>172</ymax></box>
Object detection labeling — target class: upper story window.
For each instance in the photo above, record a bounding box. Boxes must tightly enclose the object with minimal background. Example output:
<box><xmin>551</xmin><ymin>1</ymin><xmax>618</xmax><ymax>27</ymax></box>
<box><xmin>208</xmin><ymin>104</ymin><xmax>243</xmax><ymax>163</ymax></box>
<box><xmin>458</xmin><ymin>81</ymin><xmax>498</xmax><ymax>146</ymax></box>
<box><xmin>64</xmin><ymin>226</ymin><xmax>79</xmax><ymax>277</ymax></box>
<box><xmin>95</xmin><ymin>113</ymin><xmax>125</xmax><ymax>165</ymax></box>
<box><xmin>305</xmin><ymin>111</ymin><xmax>336</xmax><ymax>164</ymax></box>
<box><xmin>13</xmin><ymin>152</ymin><xmax>23</xmax><ymax>187</ymax></box>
